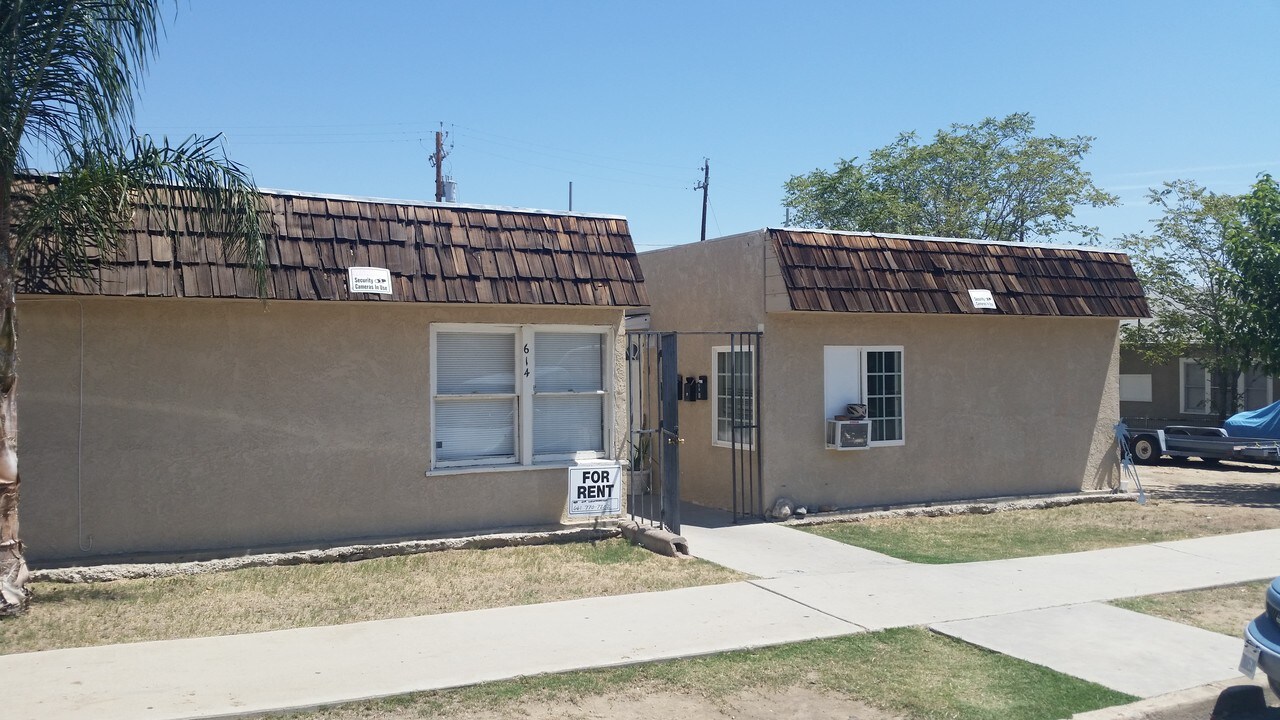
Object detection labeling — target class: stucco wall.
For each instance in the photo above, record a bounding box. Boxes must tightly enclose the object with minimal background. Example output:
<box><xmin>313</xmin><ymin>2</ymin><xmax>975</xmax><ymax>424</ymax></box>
<box><xmin>637</xmin><ymin>234</ymin><xmax>766</xmax><ymax>508</ymax></box>
<box><xmin>761</xmin><ymin>313</ymin><xmax>1121</xmax><ymax>510</ymax></box>
<box><xmin>19</xmin><ymin>296</ymin><xmax>626</xmax><ymax>564</ymax></box>
<box><xmin>1118</xmin><ymin>348</ymin><xmax>1278</xmax><ymax>422</ymax></box>
<box><xmin>1119</xmin><ymin>348</ymin><xmax>1188</xmax><ymax>421</ymax></box>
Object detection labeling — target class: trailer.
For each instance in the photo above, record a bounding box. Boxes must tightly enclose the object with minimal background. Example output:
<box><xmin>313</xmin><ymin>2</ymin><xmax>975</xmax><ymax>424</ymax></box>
<box><xmin>1122</xmin><ymin>423</ymin><xmax>1280</xmax><ymax>465</ymax></box>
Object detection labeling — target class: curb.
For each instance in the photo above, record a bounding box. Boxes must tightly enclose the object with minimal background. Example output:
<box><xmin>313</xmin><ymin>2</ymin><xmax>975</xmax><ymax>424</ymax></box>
<box><xmin>1071</xmin><ymin>677</ymin><xmax>1275</xmax><ymax>719</ymax></box>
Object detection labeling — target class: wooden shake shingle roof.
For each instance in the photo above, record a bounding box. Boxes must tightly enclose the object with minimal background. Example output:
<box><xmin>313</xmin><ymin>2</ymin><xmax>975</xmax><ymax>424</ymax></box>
<box><xmin>19</xmin><ymin>189</ymin><xmax>648</xmax><ymax>306</ymax></box>
<box><xmin>770</xmin><ymin>229</ymin><xmax>1149</xmax><ymax>317</ymax></box>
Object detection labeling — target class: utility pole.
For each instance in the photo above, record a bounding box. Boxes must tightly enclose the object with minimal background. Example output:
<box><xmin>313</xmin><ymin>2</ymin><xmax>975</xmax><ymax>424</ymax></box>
<box><xmin>695</xmin><ymin>158</ymin><xmax>709</xmax><ymax>242</ymax></box>
<box><xmin>433</xmin><ymin>129</ymin><xmax>447</xmax><ymax>202</ymax></box>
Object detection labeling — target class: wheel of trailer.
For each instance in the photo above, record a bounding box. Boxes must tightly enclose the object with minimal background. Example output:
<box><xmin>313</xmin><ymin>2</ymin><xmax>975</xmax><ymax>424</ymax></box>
<box><xmin>1130</xmin><ymin>435</ymin><xmax>1159</xmax><ymax>464</ymax></box>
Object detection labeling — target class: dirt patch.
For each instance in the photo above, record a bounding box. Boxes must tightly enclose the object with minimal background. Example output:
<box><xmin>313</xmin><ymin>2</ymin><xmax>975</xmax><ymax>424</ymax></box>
<box><xmin>1139</xmin><ymin>460</ymin><xmax>1280</xmax><ymax>511</ymax></box>
<box><xmin>449</xmin><ymin>686</ymin><xmax>903</xmax><ymax>720</ymax></box>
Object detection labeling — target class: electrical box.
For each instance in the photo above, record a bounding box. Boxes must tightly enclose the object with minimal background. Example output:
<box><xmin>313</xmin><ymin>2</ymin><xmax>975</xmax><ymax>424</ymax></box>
<box><xmin>826</xmin><ymin>419</ymin><xmax>870</xmax><ymax>450</ymax></box>
<box><xmin>695</xmin><ymin>376</ymin><xmax>708</xmax><ymax>400</ymax></box>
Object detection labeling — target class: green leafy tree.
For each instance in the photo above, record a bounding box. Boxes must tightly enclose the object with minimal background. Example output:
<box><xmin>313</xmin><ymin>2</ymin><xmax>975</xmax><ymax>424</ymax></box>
<box><xmin>1226</xmin><ymin>174</ymin><xmax>1280</xmax><ymax>374</ymax></box>
<box><xmin>0</xmin><ymin>0</ymin><xmax>268</xmax><ymax>615</ymax></box>
<box><xmin>782</xmin><ymin>113</ymin><xmax>1117</xmax><ymax>243</ymax></box>
<box><xmin>1119</xmin><ymin>181</ymin><xmax>1252</xmax><ymax>420</ymax></box>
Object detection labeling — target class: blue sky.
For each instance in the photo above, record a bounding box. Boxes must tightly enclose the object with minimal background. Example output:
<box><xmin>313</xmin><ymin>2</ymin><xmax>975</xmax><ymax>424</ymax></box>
<box><xmin>100</xmin><ymin>1</ymin><xmax>1280</xmax><ymax>250</ymax></box>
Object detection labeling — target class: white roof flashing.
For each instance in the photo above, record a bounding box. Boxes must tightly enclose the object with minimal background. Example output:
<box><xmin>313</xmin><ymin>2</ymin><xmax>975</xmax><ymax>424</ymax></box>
<box><xmin>257</xmin><ymin>187</ymin><xmax>627</xmax><ymax>221</ymax></box>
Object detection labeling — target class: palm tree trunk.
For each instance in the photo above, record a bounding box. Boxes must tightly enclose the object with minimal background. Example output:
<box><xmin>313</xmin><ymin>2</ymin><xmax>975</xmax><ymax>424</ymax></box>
<box><xmin>0</xmin><ymin>172</ymin><xmax>27</xmax><ymax>616</ymax></box>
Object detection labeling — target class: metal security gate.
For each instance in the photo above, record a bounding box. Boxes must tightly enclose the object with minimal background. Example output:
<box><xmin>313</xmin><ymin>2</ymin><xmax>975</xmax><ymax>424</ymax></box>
<box><xmin>625</xmin><ymin>330</ymin><xmax>764</xmax><ymax>531</ymax></box>
<box><xmin>724</xmin><ymin>331</ymin><xmax>763</xmax><ymax>523</ymax></box>
<box><xmin>626</xmin><ymin>331</ymin><xmax>681</xmax><ymax>533</ymax></box>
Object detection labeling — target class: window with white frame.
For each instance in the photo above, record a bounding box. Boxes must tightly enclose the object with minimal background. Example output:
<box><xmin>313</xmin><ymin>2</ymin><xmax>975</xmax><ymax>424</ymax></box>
<box><xmin>864</xmin><ymin>349</ymin><xmax>904</xmax><ymax>443</ymax></box>
<box><xmin>1180</xmin><ymin>359</ymin><xmax>1211</xmax><ymax>414</ymax></box>
<box><xmin>432</xmin><ymin>324</ymin><xmax>610</xmax><ymax>468</ymax></box>
<box><xmin>823</xmin><ymin>345</ymin><xmax>905</xmax><ymax>446</ymax></box>
<box><xmin>1181</xmin><ymin>359</ymin><xmax>1275</xmax><ymax>415</ymax></box>
<box><xmin>712</xmin><ymin>347</ymin><xmax>755</xmax><ymax>448</ymax></box>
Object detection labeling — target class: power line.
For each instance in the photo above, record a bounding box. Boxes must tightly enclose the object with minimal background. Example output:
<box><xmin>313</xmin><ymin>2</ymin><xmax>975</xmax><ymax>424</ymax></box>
<box><xmin>452</xmin><ymin>130</ymin><xmax>688</xmax><ymax>182</ymax></box>
<box><xmin>450</xmin><ymin>123</ymin><xmax>692</xmax><ymax>171</ymax></box>
<box><xmin>458</xmin><ymin>144</ymin><xmax>689</xmax><ymax>191</ymax></box>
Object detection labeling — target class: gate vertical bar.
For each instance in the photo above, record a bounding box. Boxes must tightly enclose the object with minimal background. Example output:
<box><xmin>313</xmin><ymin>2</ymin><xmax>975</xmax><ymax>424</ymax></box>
<box><xmin>729</xmin><ymin>332</ymin><xmax>739</xmax><ymax>522</ymax></box>
<box><xmin>658</xmin><ymin>332</ymin><xmax>680</xmax><ymax>534</ymax></box>
<box><xmin>747</xmin><ymin>327</ymin><xmax>757</xmax><ymax>517</ymax></box>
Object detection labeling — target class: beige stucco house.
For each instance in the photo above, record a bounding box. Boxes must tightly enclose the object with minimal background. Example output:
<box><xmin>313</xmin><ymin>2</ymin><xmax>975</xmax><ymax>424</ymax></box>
<box><xmin>20</xmin><ymin>190</ymin><xmax>647</xmax><ymax>565</ymax></box>
<box><xmin>639</xmin><ymin>229</ymin><xmax>1149</xmax><ymax>515</ymax></box>
<box><xmin>1120</xmin><ymin>347</ymin><xmax>1276</xmax><ymax>422</ymax></box>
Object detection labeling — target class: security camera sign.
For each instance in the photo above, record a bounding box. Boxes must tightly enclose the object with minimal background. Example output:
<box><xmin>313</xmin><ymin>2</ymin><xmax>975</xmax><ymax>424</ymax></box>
<box><xmin>348</xmin><ymin>266</ymin><xmax>392</xmax><ymax>294</ymax></box>
<box><xmin>568</xmin><ymin>465</ymin><xmax>622</xmax><ymax>517</ymax></box>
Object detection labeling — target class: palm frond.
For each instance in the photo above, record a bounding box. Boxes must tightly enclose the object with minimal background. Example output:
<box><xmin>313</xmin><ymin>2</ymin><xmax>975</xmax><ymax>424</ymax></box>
<box><xmin>14</xmin><ymin>133</ymin><xmax>270</xmax><ymax>294</ymax></box>
<box><xmin>0</xmin><ymin>0</ymin><xmax>165</xmax><ymax>163</ymax></box>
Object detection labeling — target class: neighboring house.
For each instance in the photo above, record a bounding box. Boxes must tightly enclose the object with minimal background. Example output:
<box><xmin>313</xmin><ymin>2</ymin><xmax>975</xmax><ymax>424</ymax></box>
<box><xmin>1119</xmin><ymin>348</ymin><xmax>1275</xmax><ymax>422</ymax></box>
<box><xmin>639</xmin><ymin>229</ymin><xmax>1149</xmax><ymax>514</ymax></box>
<box><xmin>20</xmin><ymin>189</ymin><xmax>647</xmax><ymax>565</ymax></box>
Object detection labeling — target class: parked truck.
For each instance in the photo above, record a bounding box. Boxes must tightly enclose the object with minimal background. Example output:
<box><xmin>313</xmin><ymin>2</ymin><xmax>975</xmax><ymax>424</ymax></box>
<box><xmin>1121</xmin><ymin>422</ymin><xmax>1280</xmax><ymax>465</ymax></box>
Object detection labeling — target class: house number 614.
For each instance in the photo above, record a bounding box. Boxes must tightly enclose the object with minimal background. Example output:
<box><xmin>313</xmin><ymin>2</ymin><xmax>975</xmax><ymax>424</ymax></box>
<box><xmin>523</xmin><ymin>344</ymin><xmax>530</xmax><ymax>377</ymax></box>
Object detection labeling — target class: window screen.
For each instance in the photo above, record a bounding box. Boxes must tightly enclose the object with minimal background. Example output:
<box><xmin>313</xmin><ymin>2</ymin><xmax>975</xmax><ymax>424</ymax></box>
<box><xmin>533</xmin><ymin>332</ymin><xmax>605</xmax><ymax>456</ymax></box>
<box><xmin>435</xmin><ymin>332</ymin><xmax>517</xmax><ymax>463</ymax></box>
<box><xmin>1244</xmin><ymin>366</ymin><xmax>1270</xmax><ymax>410</ymax></box>
<box><xmin>1183</xmin><ymin>361</ymin><xmax>1208</xmax><ymax>413</ymax></box>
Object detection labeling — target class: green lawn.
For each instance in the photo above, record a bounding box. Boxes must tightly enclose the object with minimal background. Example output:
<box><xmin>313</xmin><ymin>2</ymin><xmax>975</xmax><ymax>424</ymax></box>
<box><xmin>800</xmin><ymin>501</ymin><xmax>1280</xmax><ymax>564</ymax></box>
<box><xmin>278</xmin><ymin>627</ymin><xmax>1134</xmax><ymax>720</ymax></box>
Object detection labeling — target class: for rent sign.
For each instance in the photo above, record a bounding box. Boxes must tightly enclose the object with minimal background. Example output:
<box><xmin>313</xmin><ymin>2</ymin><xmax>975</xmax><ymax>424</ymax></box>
<box><xmin>567</xmin><ymin>465</ymin><xmax>622</xmax><ymax>517</ymax></box>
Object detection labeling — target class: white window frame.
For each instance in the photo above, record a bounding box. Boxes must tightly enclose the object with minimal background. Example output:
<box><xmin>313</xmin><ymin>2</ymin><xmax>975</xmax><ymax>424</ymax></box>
<box><xmin>860</xmin><ymin>346</ymin><xmax>905</xmax><ymax>447</ymax></box>
<box><xmin>822</xmin><ymin>345</ymin><xmax>905</xmax><ymax>448</ymax></box>
<box><xmin>430</xmin><ymin>323</ymin><xmax>614</xmax><ymax>469</ymax></box>
<box><xmin>1179</xmin><ymin>358</ymin><xmax>1275</xmax><ymax>415</ymax></box>
<box><xmin>711</xmin><ymin>345</ymin><xmax>756</xmax><ymax>450</ymax></box>
<box><xmin>1179</xmin><ymin>359</ymin><xmax>1212</xmax><ymax>415</ymax></box>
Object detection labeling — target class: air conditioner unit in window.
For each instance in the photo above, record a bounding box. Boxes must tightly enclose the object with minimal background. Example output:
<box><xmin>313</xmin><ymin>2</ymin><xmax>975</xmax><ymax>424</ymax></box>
<box><xmin>826</xmin><ymin>419</ymin><xmax>870</xmax><ymax>450</ymax></box>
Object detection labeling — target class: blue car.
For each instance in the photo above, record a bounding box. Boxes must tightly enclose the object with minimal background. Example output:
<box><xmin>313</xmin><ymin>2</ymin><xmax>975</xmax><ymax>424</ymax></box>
<box><xmin>1242</xmin><ymin>577</ymin><xmax>1280</xmax><ymax>695</ymax></box>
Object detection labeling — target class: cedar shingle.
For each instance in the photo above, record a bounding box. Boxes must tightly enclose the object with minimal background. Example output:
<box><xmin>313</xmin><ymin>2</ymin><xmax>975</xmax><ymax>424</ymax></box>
<box><xmin>769</xmin><ymin>229</ymin><xmax>1148</xmax><ymax>318</ymax></box>
<box><xmin>17</xmin><ymin>183</ymin><xmax>645</xmax><ymax>307</ymax></box>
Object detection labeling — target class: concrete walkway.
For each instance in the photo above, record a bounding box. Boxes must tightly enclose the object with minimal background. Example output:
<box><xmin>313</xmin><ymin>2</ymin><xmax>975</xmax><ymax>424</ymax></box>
<box><xmin>933</xmin><ymin>603</ymin><xmax>1246</xmax><ymax>698</ymax></box>
<box><xmin>7</xmin><ymin>524</ymin><xmax>1280</xmax><ymax>719</ymax></box>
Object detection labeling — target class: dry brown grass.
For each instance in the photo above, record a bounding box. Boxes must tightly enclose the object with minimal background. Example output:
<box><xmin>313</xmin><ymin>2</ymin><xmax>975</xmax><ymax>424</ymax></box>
<box><xmin>0</xmin><ymin>539</ymin><xmax>743</xmax><ymax>655</ymax></box>
<box><xmin>803</xmin><ymin>499</ymin><xmax>1280</xmax><ymax>563</ymax></box>
<box><xmin>1112</xmin><ymin>581</ymin><xmax>1271</xmax><ymax>637</ymax></box>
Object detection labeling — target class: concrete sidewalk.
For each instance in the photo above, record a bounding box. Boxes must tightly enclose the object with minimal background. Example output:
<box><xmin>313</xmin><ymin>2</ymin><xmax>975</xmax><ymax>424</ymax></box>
<box><xmin>932</xmin><ymin>603</ymin><xmax>1245</xmax><ymax>698</ymax></box>
<box><xmin>677</xmin><ymin>504</ymin><xmax>908</xmax><ymax>577</ymax></box>
<box><xmin>8</xmin><ymin>527</ymin><xmax>1280</xmax><ymax>719</ymax></box>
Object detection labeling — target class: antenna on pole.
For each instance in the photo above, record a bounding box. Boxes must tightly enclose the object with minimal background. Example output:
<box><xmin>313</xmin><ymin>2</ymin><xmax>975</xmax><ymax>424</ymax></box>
<box><xmin>695</xmin><ymin>158</ymin><xmax>709</xmax><ymax>242</ymax></box>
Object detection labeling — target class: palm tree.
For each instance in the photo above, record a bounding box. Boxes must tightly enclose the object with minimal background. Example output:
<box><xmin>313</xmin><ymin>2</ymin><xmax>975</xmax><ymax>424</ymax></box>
<box><xmin>0</xmin><ymin>0</ymin><xmax>268</xmax><ymax>615</ymax></box>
